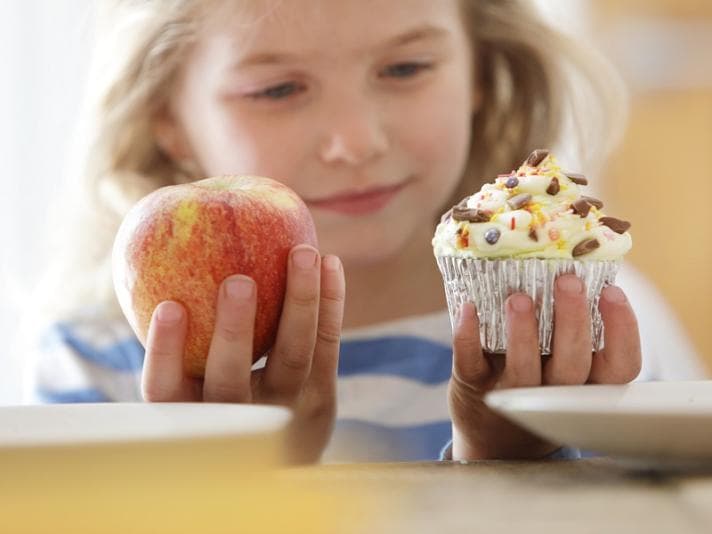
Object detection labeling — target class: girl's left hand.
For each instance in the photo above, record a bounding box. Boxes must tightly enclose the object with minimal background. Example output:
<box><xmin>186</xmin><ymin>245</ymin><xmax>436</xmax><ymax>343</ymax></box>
<box><xmin>141</xmin><ymin>245</ymin><xmax>345</xmax><ymax>465</ymax></box>
<box><xmin>448</xmin><ymin>274</ymin><xmax>642</xmax><ymax>461</ymax></box>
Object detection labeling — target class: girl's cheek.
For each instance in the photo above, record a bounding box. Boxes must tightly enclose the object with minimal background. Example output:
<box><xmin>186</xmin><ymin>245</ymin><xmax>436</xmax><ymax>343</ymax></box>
<box><xmin>409</xmin><ymin>106</ymin><xmax>471</xmax><ymax>169</ymax></box>
<box><xmin>222</xmin><ymin>125</ymin><xmax>308</xmax><ymax>187</ymax></box>
<box><xmin>195</xmin><ymin>112</ymin><xmax>270</xmax><ymax>175</ymax></box>
<box><xmin>402</xmin><ymin>74</ymin><xmax>473</xmax><ymax>156</ymax></box>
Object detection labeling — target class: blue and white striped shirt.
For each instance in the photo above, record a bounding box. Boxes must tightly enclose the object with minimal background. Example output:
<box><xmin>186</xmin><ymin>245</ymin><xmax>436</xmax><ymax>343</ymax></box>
<box><xmin>27</xmin><ymin>308</ymin><xmax>456</xmax><ymax>462</ymax></box>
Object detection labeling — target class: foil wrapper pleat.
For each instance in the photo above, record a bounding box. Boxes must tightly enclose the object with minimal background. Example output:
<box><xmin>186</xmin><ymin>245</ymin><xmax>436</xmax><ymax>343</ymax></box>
<box><xmin>436</xmin><ymin>257</ymin><xmax>621</xmax><ymax>354</ymax></box>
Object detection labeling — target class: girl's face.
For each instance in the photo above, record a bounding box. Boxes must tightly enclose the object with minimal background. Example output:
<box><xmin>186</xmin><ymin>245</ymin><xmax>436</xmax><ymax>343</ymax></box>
<box><xmin>163</xmin><ymin>0</ymin><xmax>478</xmax><ymax>266</ymax></box>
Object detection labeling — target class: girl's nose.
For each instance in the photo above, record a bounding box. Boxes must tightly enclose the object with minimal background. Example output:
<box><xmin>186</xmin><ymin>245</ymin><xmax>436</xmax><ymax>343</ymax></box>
<box><xmin>317</xmin><ymin>98</ymin><xmax>389</xmax><ymax>166</ymax></box>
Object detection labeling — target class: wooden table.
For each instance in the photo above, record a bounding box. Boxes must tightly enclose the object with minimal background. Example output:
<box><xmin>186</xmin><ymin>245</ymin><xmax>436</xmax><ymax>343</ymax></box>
<box><xmin>280</xmin><ymin>458</ymin><xmax>712</xmax><ymax>533</ymax></box>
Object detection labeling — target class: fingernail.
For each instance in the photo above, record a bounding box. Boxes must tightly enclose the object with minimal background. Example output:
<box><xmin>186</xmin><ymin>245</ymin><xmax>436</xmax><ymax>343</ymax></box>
<box><xmin>225</xmin><ymin>276</ymin><xmax>254</xmax><ymax>301</ymax></box>
<box><xmin>603</xmin><ymin>285</ymin><xmax>627</xmax><ymax>304</ymax></box>
<box><xmin>156</xmin><ymin>301</ymin><xmax>182</xmax><ymax>323</ymax></box>
<box><xmin>557</xmin><ymin>275</ymin><xmax>583</xmax><ymax>295</ymax></box>
<box><xmin>510</xmin><ymin>294</ymin><xmax>532</xmax><ymax>312</ymax></box>
<box><xmin>292</xmin><ymin>247</ymin><xmax>318</xmax><ymax>269</ymax></box>
<box><xmin>323</xmin><ymin>255</ymin><xmax>341</xmax><ymax>272</ymax></box>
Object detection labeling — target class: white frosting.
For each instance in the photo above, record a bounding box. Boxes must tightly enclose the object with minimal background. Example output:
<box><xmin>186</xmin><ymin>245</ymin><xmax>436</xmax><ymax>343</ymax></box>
<box><xmin>433</xmin><ymin>154</ymin><xmax>632</xmax><ymax>260</ymax></box>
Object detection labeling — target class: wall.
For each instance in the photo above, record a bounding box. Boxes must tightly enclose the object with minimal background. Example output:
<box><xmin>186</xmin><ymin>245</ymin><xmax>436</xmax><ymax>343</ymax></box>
<box><xmin>0</xmin><ymin>1</ymin><xmax>94</xmax><ymax>403</ymax></box>
<box><xmin>593</xmin><ymin>0</ymin><xmax>712</xmax><ymax>371</ymax></box>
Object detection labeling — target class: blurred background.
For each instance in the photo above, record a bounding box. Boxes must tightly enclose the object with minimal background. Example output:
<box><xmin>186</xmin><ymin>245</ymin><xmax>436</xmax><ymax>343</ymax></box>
<box><xmin>0</xmin><ymin>0</ymin><xmax>710</xmax><ymax>403</ymax></box>
<box><xmin>593</xmin><ymin>0</ymin><xmax>712</xmax><ymax>382</ymax></box>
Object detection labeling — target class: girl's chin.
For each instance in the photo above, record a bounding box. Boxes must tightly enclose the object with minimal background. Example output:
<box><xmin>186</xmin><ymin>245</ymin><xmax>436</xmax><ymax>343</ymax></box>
<box><xmin>318</xmin><ymin>231</ymin><xmax>422</xmax><ymax>270</ymax></box>
<box><xmin>337</xmin><ymin>249</ymin><xmax>399</xmax><ymax>270</ymax></box>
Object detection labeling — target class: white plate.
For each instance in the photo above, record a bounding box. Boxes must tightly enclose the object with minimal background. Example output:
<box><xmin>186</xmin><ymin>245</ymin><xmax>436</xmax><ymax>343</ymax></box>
<box><xmin>0</xmin><ymin>403</ymin><xmax>346</xmax><ymax>534</ymax></box>
<box><xmin>484</xmin><ymin>381</ymin><xmax>712</xmax><ymax>462</ymax></box>
<box><xmin>0</xmin><ymin>402</ymin><xmax>290</xmax><ymax>447</ymax></box>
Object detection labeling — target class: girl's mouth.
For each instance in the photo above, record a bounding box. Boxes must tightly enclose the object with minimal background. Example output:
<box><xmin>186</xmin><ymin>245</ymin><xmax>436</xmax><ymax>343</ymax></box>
<box><xmin>305</xmin><ymin>178</ymin><xmax>412</xmax><ymax>216</ymax></box>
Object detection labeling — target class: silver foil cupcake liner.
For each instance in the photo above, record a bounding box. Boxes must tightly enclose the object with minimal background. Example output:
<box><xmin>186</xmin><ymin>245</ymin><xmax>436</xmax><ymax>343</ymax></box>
<box><xmin>436</xmin><ymin>257</ymin><xmax>621</xmax><ymax>354</ymax></box>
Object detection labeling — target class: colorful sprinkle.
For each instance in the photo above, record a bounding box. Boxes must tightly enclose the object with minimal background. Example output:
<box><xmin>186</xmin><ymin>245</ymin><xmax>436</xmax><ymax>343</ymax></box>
<box><xmin>452</xmin><ymin>207</ymin><xmax>492</xmax><ymax>223</ymax></box>
<box><xmin>546</xmin><ymin>177</ymin><xmax>560</xmax><ymax>195</ymax></box>
<box><xmin>524</xmin><ymin>149</ymin><xmax>549</xmax><ymax>167</ymax></box>
<box><xmin>581</xmin><ymin>196</ymin><xmax>603</xmax><ymax>209</ymax></box>
<box><xmin>505</xmin><ymin>176</ymin><xmax>519</xmax><ymax>189</ymax></box>
<box><xmin>571</xmin><ymin>198</ymin><xmax>592</xmax><ymax>218</ymax></box>
<box><xmin>457</xmin><ymin>227</ymin><xmax>470</xmax><ymax>249</ymax></box>
<box><xmin>484</xmin><ymin>228</ymin><xmax>501</xmax><ymax>245</ymax></box>
<box><xmin>599</xmin><ymin>216</ymin><xmax>631</xmax><ymax>234</ymax></box>
<box><xmin>536</xmin><ymin>211</ymin><xmax>549</xmax><ymax>225</ymax></box>
<box><xmin>572</xmin><ymin>238</ymin><xmax>600</xmax><ymax>257</ymax></box>
<box><xmin>564</xmin><ymin>172</ymin><xmax>588</xmax><ymax>186</ymax></box>
<box><xmin>507</xmin><ymin>193</ymin><xmax>532</xmax><ymax>210</ymax></box>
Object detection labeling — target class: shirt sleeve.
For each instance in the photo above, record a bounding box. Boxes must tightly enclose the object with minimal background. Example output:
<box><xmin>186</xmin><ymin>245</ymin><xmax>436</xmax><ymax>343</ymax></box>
<box><xmin>616</xmin><ymin>264</ymin><xmax>707</xmax><ymax>381</ymax></box>
<box><xmin>439</xmin><ymin>440</ymin><xmax>581</xmax><ymax>461</ymax></box>
<box><xmin>23</xmin><ymin>318</ymin><xmax>144</xmax><ymax>404</ymax></box>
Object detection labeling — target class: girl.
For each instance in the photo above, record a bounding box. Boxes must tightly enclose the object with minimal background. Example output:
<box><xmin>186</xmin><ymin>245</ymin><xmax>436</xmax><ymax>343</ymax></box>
<box><xmin>26</xmin><ymin>0</ymin><xmax>703</xmax><ymax>463</ymax></box>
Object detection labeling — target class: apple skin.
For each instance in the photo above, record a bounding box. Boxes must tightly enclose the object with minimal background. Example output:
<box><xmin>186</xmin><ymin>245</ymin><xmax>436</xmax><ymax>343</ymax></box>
<box><xmin>112</xmin><ymin>175</ymin><xmax>318</xmax><ymax>378</ymax></box>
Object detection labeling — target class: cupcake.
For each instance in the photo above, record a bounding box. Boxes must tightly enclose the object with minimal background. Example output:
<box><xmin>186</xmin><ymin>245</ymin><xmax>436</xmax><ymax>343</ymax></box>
<box><xmin>432</xmin><ymin>149</ymin><xmax>632</xmax><ymax>354</ymax></box>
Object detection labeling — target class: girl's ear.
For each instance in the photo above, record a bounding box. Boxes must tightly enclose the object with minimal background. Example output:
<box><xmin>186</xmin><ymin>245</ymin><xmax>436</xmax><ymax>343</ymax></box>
<box><xmin>471</xmin><ymin>51</ymin><xmax>484</xmax><ymax>115</ymax></box>
<box><xmin>472</xmin><ymin>85</ymin><xmax>483</xmax><ymax>115</ymax></box>
<box><xmin>152</xmin><ymin>108</ymin><xmax>194</xmax><ymax>162</ymax></box>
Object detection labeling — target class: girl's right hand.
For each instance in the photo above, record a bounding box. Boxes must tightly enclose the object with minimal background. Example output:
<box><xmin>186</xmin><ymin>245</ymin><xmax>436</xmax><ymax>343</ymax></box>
<box><xmin>140</xmin><ymin>245</ymin><xmax>345</xmax><ymax>464</ymax></box>
<box><xmin>448</xmin><ymin>275</ymin><xmax>642</xmax><ymax>461</ymax></box>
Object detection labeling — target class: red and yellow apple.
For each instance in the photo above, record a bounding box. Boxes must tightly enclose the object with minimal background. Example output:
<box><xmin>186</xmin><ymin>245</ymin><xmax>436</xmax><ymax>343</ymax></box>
<box><xmin>112</xmin><ymin>175</ymin><xmax>318</xmax><ymax>378</ymax></box>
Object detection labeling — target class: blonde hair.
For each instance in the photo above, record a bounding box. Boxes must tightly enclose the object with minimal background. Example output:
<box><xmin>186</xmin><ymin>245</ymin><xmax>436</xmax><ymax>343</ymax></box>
<box><xmin>38</xmin><ymin>0</ymin><xmax>626</xmax><ymax>321</ymax></box>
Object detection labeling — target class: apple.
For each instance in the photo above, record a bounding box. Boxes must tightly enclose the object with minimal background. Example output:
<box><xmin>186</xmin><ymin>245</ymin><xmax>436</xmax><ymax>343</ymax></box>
<box><xmin>112</xmin><ymin>175</ymin><xmax>318</xmax><ymax>378</ymax></box>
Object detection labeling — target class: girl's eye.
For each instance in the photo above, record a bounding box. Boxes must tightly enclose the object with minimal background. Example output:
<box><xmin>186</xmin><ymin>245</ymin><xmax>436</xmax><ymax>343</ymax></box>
<box><xmin>247</xmin><ymin>82</ymin><xmax>305</xmax><ymax>100</ymax></box>
<box><xmin>380</xmin><ymin>62</ymin><xmax>432</xmax><ymax>79</ymax></box>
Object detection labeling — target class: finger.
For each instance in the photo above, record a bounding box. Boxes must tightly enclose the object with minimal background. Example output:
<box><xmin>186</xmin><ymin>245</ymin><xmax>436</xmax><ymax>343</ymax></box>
<box><xmin>451</xmin><ymin>302</ymin><xmax>490</xmax><ymax>387</ymax></box>
<box><xmin>262</xmin><ymin>245</ymin><xmax>321</xmax><ymax>404</ymax></box>
<box><xmin>142</xmin><ymin>301</ymin><xmax>200</xmax><ymax>402</ymax></box>
<box><xmin>203</xmin><ymin>275</ymin><xmax>256</xmax><ymax>403</ymax></box>
<box><xmin>448</xmin><ymin>302</ymin><xmax>493</xmax><ymax>453</ymax></box>
<box><xmin>544</xmin><ymin>275</ymin><xmax>592</xmax><ymax>385</ymax></box>
<box><xmin>282</xmin><ymin>255</ymin><xmax>343</xmax><ymax>465</ymax></box>
<box><xmin>589</xmin><ymin>286</ymin><xmax>642</xmax><ymax>384</ymax></box>
<box><xmin>499</xmin><ymin>294</ymin><xmax>541</xmax><ymax>388</ymax></box>
<box><xmin>305</xmin><ymin>254</ymin><xmax>345</xmax><ymax>391</ymax></box>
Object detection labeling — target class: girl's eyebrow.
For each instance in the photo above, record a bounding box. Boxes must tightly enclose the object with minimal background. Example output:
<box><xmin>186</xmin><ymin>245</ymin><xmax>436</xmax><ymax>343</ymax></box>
<box><xmin>231</xmin><ymin>24</ymin><xmax>450</xmax><ymax>69</ymax></box>
<box><xmin>385</xmin><ymin>25</ymin><xmax>449</xmax><ymax>48</ymax></box>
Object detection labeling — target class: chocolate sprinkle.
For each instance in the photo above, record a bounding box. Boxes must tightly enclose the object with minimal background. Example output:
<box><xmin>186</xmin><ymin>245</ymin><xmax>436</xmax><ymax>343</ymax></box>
<box><xmin>599</xmin><ymin>216</ymin><xmax>631</xmax><ymax>234</ymax></box>
<box><xmin>452</xmin><ymin>207</ymin><xmax>492</xmax><ymax>223</ymax></box>
<box><xmin>528</xmin><ymin>228</ymin><xmax>538</xmax><ymax>241</ymax></box>
<box><xmin>564</xmin><ymin>172</ymin><xmax>588</xmax><ymax>186</ymax></box>
<box><xmin>525</xmin><ymin>149</ymin><xmax>549</xmax><ymax>167</ymax></box>
<box><xmin>484</xmin><ymin>228</ymin><xmax>501</xmax><ymax>245</ymax></box>
<box><xmin>546</xmin><ymin>177</ymin><xmax>560</xmax><ymax>195</ymax></box>
<box><xmin>572</xmin><ymin>238</ymin><xmax>600</xmax><ymax>257</ymax></box>
<box><xmin>507</xmin><ymin>193</ymin><xmax>532</xmax><ymax>210</ymax></box>
<box><xmin>581</xmin><ymin>195</ymin><xmax>603</xmax><ymax>209</ymax></box>
<box><xmin>505</xmin><ymin>176</ymin><xmax>520</xmax><ymax>189</ymax></box>
<box><xmin>571</xmin><ymin>198</ymin><xmax>592</xmax><ymax>217</ymax></box>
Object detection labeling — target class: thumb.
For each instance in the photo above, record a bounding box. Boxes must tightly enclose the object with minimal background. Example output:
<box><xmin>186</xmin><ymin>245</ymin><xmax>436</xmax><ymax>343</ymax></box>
<box><xmin>451</xmin><ymin>302</ymin><xmax>490</xmax><ymax>386</ymax></box>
